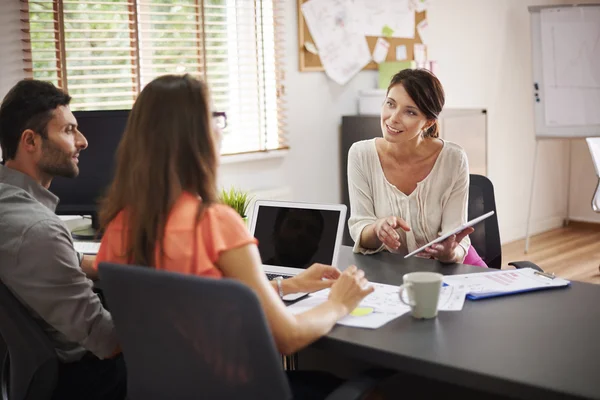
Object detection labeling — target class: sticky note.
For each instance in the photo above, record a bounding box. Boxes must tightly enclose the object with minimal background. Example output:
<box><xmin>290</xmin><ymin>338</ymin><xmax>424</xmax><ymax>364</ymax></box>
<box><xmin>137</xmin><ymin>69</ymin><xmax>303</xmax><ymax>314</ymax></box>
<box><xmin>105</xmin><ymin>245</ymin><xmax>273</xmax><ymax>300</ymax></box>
<box><xmin>396</xmin><ymin>45</ymin><xmax>407</xmax><ymax>61</ymax></box>
<box><xmin>304</xmin><ymin>41</ymin><xmax>318</xmax><ymax>55</ymax></box>
<box><xmin>351</xmin><ymin>307</ymin><xmax>374</xmax><ymax>317</ymax></box>
<box><xmin>381</xmin><ymin>25</ymin><xmax>394</xmax><ymax>37</ymax></box>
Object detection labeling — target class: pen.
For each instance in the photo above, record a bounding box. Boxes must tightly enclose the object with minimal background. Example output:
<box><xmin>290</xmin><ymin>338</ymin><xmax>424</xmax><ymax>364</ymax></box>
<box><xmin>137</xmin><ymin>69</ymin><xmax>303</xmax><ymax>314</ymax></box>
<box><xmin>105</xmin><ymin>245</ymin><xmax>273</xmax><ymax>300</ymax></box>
<box><xmin>534</xmin><ymin>270</ymin><xmax>555</xmax><ymax>280</ymax></box>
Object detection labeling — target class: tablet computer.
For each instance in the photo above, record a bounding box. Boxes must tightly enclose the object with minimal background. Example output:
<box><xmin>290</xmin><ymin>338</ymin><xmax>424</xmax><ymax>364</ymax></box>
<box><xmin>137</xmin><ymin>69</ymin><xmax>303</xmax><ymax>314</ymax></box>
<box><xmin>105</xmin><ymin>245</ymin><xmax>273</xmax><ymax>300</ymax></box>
<box><xmin>404</xmin><ymin>211</ymin><xmax>495</xmax><ymax>259</ymax></box>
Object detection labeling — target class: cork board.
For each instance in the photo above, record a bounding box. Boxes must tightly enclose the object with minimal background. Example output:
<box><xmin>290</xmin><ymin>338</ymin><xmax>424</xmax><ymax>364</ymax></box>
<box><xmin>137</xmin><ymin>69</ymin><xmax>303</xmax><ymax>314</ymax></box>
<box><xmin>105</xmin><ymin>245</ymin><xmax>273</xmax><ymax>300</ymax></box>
<box><xmin>298</xmin><ymin>0</ymin><xmax>427</xmax><ymax>72</ymax></box>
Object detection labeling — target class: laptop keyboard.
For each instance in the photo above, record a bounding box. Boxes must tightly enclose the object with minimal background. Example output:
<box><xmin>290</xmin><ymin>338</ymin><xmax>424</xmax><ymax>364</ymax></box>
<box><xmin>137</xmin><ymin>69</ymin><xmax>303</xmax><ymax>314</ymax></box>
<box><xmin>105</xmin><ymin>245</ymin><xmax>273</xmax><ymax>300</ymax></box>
<box><xmin>266</xmin><ymin>273</ymin><xmax>293</xmax><ymax>281</ymax></box>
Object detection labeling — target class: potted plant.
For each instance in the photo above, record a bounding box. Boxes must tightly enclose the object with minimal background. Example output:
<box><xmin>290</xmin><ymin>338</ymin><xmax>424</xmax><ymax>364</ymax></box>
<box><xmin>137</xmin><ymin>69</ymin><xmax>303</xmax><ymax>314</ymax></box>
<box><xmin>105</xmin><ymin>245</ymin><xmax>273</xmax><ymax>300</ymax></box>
<box><xmin>218</xmin><ymin>186</ymin><xmax>254</xmax><ymax>225</ymax></box>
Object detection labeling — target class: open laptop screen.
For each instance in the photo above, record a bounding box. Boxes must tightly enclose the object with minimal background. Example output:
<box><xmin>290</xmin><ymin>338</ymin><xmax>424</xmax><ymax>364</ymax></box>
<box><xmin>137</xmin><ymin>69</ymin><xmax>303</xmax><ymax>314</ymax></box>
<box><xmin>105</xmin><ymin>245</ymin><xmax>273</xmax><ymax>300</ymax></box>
<box><xmin>253</xmin><ymin>205</ymin><xmax>343</xmax><ymax>269</ymax></box>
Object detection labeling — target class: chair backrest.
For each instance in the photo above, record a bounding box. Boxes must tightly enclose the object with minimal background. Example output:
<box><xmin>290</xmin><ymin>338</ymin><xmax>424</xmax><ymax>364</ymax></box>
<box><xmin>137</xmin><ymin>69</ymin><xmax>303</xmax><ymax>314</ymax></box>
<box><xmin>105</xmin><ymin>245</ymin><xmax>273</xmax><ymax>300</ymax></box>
<box><xmin>468</xmin><ymin>174</ymin><xmax>502</xmax><ymax>269</ymax></box>
<box><xmin>0</xmin><ymin>280</ymin><xmax>58</xmax><ymax>400</ymax></box>
<box><xmin>98</xmin><ymin>263</ymin><xmax>292</xmax><ymax>400</ymax></box>
<box><xmin>585</xmin><ymin>137</ymin><xmax>600</xmax><ymax>212</ymax></box>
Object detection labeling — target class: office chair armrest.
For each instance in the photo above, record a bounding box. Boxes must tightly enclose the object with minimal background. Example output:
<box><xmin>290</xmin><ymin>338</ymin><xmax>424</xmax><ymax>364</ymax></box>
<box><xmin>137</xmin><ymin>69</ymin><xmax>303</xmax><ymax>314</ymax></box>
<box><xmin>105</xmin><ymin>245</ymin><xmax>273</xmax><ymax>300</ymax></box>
<box><xmin>325</xmin><ymin>368</ymin><xmax>394</xmax><ymax>400</ymax></box>
<box><xmin>508</xmin><ymin>261</ymin><xmax>543</xmax><ymax>272</ymax></box>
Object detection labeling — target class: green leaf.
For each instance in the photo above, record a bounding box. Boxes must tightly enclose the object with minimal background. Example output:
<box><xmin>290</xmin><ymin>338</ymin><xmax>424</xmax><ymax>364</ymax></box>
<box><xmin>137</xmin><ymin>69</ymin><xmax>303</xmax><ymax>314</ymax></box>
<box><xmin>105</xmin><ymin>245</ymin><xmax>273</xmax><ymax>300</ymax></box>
<box><xmin>218</xmin><ymin>186</ymin><xmax>254</xmax><ymax>218</ymax></box>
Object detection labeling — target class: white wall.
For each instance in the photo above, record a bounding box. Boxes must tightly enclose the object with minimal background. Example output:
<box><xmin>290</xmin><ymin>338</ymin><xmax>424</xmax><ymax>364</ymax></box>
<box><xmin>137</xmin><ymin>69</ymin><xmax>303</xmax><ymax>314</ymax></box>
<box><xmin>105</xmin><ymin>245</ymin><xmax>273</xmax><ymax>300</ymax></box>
<box><xmin>3</xmin><ymin>1</ymin><xmax>595</xmax><ymax>242</ymax></box>
<box><xmin>0</xmin><ymin>0</ymin><xmax>25</xmax><ymax>160</ymax></box>
<box><xmin>217</xmin><ymin>0</ymin><xmax>378</xmax><ymax>204</ymax></box>
<box><xmin>223</xmin><ymin>0</ymin><xmax>575</xmax><ymax>244</ymax></box>
<box><xmin>426</xmin><ymin>0</ymin><xmax>573</xmax><ymax>244</ymax></box>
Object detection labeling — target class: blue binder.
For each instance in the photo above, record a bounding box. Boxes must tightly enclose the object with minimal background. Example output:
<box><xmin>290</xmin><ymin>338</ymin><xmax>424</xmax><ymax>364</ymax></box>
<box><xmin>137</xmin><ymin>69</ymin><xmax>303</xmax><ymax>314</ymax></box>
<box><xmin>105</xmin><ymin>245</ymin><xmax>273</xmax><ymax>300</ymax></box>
<box><xmin>443</xmin><ymin>268</ymin><xmax>571</xmax><ymax>301</ymax></box>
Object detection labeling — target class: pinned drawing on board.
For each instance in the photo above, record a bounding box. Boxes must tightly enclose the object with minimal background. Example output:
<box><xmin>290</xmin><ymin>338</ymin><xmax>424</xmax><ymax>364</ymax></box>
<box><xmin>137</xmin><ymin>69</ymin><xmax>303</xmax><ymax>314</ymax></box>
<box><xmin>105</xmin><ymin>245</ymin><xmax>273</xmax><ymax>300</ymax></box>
<box><xmin>416</xmin><ymin>19</ymin><xmax>430</xmax><ymax>44</ymax></box>
<box><xmin>357</xmin><ymin>0</ymin><xmax>415</xmax><ymax>39</ymax></box>
<box><xmin>301</xmin><ymin>0</ymin><xmax>371</xmax><ymax>85</ymax></box>
<box><xmin>396</xmin><ymin>44</ymin><xmax>408</xmax><ymax>61</ymax></box>
<box><xmin>413</xmin><ymin>43</ymin><xmax>427</xmax><ymax>63</ymax></box>
<box><xmin>429</xmin><ymin>60</ymin><xmax>439</xmax><ymax>76</ymax></box>
<box><xmin>410</xmin><ymin>0</ymin><xmax>431</xmax><ymax>13</ymax></box>
<box><xmin>372</xmin><ymin>38</ymin><xmax>390</xmax><ymax>64</ymax></box>
<box><xmin>304</xmin><ymin>41</ymin><xmax>318</xmax><ymax>55</ymax></box>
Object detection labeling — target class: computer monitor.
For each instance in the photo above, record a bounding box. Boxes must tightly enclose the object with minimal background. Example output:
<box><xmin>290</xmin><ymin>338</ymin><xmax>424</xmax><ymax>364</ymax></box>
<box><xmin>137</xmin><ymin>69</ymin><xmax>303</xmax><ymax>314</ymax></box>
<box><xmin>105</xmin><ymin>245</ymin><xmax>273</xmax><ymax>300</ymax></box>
<box><xmin>49</xmin><ymin>110</ymin><xmax>129</xmax><ymax>239</ymax></box>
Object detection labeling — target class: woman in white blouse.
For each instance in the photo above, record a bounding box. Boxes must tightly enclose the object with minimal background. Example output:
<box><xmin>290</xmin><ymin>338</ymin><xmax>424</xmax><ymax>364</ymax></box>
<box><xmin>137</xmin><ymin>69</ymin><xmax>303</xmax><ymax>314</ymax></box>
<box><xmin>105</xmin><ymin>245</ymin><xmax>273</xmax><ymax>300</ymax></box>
<box><xmin>347</xmin><ymin>68</ymin><xmax>474</xmax><ymax>263</ymax></box>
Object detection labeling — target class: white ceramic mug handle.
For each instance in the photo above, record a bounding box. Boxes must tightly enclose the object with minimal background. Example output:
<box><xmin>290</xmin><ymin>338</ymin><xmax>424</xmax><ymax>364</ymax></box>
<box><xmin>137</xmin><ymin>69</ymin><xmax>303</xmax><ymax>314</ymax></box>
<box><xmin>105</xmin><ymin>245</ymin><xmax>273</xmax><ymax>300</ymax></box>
<box><xmin>398</xmin><ymin>283</ymin><xmax>415</xmax><ymax>306</ymax></box>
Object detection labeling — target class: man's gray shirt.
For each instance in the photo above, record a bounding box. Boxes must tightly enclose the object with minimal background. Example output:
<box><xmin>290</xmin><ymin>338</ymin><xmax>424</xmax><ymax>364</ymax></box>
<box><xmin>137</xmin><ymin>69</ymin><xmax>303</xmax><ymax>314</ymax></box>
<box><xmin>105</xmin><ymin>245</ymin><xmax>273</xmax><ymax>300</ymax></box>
<box><xmin>0</xmin><ymin>164</ymin><xmax>117</xmax><ymax>362</ymax></box>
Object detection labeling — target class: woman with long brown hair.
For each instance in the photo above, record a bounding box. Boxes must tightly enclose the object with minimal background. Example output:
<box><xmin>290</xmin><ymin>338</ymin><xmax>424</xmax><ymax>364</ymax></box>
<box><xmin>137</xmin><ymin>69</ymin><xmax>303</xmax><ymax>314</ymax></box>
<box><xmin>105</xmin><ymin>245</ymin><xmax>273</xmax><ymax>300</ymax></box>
<box><xmin>93</xmin><ymin>74</ymin><xmax>374</xmax><ymax>399</ymax></box>
<box><xmin>347</xmin><ymin>68</ymin><xmax>484</xmax><ymax>266</ymax></box>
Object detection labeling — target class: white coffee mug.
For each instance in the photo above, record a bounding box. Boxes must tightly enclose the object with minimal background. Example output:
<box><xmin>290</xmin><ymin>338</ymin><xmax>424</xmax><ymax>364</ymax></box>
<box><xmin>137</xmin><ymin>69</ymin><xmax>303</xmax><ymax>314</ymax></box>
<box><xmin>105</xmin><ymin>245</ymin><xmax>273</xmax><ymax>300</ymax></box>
<box><xmin>398</xmin><ymin>272</ymin><xmax>443</xmax><ymax>319</ymax></box>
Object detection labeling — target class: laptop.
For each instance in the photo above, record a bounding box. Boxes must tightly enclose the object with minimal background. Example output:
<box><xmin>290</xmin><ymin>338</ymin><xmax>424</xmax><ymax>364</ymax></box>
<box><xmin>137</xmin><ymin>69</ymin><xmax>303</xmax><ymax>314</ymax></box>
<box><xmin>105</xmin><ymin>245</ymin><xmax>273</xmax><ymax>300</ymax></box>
<box><xmin>249</xmin><ymin>200</ymin><xmax>347</xmax><ymax>300</ymax></box>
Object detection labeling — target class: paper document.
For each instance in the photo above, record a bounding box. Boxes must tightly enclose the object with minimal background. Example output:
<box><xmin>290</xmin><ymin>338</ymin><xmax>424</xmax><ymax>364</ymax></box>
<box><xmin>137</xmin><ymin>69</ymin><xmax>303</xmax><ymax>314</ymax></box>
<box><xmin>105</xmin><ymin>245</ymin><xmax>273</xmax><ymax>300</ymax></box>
<box><xmin>438</xmin><ymin>285</ymin><xmax>467</xmax><ymax>311</ymax></box>
<box><xmin>396</xmin><ymin>45</ymin><xmax>407</xmax><ymax>61</ymax></box>
<box><xmin>413</xmin><ymin>43</ymin><xmax>427</xmax><ymax>63</ymax></box>
<box><xmin>357</xmin><ymin>0</ymin><xmax>415</xmax><ymax>39</ymax></box>
<box><xmin>372</xmin><ymin>38</ymin><xmax>390</xmax><ymax>64</ymax></box>
<box><xmin>416</xmin><ymin>19</ymin><xmax>430</xmax><ymax>44</ymax></box>
<box><xmin>288</xmin><ymin>281</ymin><xmax>466</xmax><ymax>329</ymax></box>
<box><xmin>73</xmin><ymin>241</ymin><xmax>100</xmax><ymax>255</ymax></box>
<box><xmin>288</xmin><ymin>282</ymin><xmax>410</xmax><ymax>329</ymax></box>
<box><xmin>411</xmin><ymin>0</ymin><xmax>431</xmax><ymax>13</ymax></box>
<box><xmin>301</xmin><ymin>0</ymin><xmax>371</xmax><ymax>85</ymax></box>
<box><xmin>443</xmin><ymin>268</ymin><xmax>570</xmax><ymax>300</ymax></box>
<box><xmin>399</xmin><ymin>285</ymin><xmax>467</xmax><ymax>311</ymax></box>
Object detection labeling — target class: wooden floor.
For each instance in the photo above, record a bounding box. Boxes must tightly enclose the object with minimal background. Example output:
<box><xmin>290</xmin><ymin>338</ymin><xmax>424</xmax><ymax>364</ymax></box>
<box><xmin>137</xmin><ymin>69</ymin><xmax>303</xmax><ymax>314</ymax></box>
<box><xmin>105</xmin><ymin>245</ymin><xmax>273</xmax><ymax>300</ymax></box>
<box><xmin>501</xmin><ymin>222</ymin><xmax>600</xmax><ymax>285</ymax></box>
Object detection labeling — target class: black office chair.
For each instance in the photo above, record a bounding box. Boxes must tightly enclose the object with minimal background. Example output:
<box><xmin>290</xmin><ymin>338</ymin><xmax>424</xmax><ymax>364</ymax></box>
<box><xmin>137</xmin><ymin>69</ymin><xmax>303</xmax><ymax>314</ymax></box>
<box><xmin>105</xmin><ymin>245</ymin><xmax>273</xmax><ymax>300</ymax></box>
<box><xmin>98</xmin><ymin>263</ymin><xmax>389</xmax><ymax>400</ymax></box>
<box><xmin>469</xmin><ymin>174</ymin><xmax>542</xmax><ymax>271</ymax></box>
<box><xmin>0</xmin><ymin>280</ymin><xmax>58</xmax><ymax>400</ymax></box>
<box><xmin>0</xmin><ymin>338</ymin><xmax>6</xmax><ymax>399</ymax></box>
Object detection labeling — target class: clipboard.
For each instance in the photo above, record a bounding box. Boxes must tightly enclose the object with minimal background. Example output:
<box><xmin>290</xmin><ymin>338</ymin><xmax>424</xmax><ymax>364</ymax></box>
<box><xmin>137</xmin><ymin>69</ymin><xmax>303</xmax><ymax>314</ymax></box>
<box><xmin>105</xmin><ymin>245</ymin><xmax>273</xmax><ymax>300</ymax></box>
<box><xmin>404</xmin><ymin>211</ymin><xmax>495</xmax><ymax>259</ymax></box>
<box><xmin>443</xmin><ymin>268</ymin><xmax>571</xmax><ymax>300</ymax></box>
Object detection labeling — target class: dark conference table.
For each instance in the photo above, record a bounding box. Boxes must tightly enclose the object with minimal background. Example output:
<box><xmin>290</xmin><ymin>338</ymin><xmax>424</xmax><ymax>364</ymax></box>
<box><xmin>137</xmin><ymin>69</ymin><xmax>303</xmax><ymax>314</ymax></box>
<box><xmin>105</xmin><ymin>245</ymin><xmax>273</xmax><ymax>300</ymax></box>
<box><xmin>305</xmin><ymin>245</ymin><xmax>600</xmax><ymax>400</ymax></box>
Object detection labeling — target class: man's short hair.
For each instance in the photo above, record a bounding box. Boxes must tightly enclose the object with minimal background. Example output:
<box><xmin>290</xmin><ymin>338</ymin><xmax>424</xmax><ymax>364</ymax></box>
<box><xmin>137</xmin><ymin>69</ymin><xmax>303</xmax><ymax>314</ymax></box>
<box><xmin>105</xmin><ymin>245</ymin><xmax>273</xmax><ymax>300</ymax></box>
<box><xmin>0</xmin><ymin>79</ymin><xmax>71</xmax><ymax>162</ymax></box>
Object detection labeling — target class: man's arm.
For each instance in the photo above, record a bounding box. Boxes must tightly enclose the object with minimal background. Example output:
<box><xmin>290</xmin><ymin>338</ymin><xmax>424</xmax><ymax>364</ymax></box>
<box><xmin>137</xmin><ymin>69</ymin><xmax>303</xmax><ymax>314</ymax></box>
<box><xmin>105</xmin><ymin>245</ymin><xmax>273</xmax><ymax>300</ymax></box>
<box><xmin>10</xmin><ymin>219</ymin><xmax>118</xmax><ymax>359</ymax></box>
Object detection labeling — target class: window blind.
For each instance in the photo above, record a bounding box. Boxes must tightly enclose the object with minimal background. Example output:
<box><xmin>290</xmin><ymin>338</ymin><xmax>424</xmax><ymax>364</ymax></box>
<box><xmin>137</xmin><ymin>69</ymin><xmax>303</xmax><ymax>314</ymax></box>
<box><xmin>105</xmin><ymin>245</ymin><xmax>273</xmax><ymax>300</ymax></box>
<box><xmin>20</xmin><ymin>0</ymin><xmax>288</xmax><ymax>155</ymax></box>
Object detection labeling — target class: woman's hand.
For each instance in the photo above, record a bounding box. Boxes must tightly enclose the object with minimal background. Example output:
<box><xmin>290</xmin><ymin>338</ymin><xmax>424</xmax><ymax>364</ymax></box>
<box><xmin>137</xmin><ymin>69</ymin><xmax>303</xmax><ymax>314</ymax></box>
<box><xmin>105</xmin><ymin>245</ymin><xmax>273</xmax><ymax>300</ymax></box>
<box><xmin>291</xmin><ymin>263</ymin><xmax>341</xmax><ymax>293</ymax></box>
<box><xmin>81</xmin><ymin>255</ymin><xmax>98</xmax><ymax>280</ymax></box>
<box><xmin>373</xmin><ymin>216</ymin><xmax>411</xmax><ymax>250</ymax></box>
<box><xmin>327</xmin><ymin>266</ymin><xmax>374</xmax><ymax>315</ymax></box>
<box><xmin>417</xmin><ymin>227</ymin><xmax>474</xmax><ymax>263</ymax></box>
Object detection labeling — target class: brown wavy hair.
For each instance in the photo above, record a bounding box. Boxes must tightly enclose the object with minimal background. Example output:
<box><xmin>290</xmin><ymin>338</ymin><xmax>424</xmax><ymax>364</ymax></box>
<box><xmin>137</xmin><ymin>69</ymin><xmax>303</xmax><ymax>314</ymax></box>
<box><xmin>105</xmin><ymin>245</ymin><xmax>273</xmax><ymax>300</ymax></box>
<box><xmin>99</xmin><ymin>74</ymin><xmax>218</xmax><ymax>267</ymax></box>
<box><xmin>387</xmin><ymin>68</ymin><xmax>445</xmax><ymax>138</ymax></box>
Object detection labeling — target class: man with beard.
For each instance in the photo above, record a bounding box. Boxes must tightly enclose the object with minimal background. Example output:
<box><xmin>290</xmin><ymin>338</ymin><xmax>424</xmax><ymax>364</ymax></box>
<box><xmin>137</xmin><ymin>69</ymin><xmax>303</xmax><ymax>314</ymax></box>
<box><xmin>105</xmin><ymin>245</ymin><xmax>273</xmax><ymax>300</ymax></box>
<box><xmin>0</xmin><ymin>80</ymin><xmax>125</xmax><ymax>400</ymax></box>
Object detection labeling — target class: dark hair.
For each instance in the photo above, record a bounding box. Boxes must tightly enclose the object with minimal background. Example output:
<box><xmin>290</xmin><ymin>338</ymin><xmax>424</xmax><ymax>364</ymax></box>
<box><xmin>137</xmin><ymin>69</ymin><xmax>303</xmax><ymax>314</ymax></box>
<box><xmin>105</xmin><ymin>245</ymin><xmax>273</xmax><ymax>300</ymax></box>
<box><xmin>0</xmin><ymin>79</ymin><xmax>71</xmax><ymax>162</ymax></box>
<box><xmin>99</xmin><ymin>74</ymin><xmax>218</xmax><ymax>267</ymax></box>
<box><xmin>387</xmin><ymin>69</ymin><xmax>444</xmax><ymax>138</ymax></box>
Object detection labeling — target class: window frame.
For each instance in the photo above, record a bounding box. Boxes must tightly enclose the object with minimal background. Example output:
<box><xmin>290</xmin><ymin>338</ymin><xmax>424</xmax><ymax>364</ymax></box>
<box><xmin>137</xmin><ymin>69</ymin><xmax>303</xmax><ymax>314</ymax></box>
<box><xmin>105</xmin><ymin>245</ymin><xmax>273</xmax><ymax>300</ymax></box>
<box><xmin>20</xmin><ymin>0</ymin><xmax>288</xmax><ymax>158</ymax></box>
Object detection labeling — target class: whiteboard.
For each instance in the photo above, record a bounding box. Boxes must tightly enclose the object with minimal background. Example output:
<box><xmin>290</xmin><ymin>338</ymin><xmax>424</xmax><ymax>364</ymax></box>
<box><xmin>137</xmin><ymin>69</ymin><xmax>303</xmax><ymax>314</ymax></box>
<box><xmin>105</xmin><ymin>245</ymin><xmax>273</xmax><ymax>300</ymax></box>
<box><xmin>529</xmin><ymin>4</ymin><xmax>600</xmax><ymax>138</ymax></box>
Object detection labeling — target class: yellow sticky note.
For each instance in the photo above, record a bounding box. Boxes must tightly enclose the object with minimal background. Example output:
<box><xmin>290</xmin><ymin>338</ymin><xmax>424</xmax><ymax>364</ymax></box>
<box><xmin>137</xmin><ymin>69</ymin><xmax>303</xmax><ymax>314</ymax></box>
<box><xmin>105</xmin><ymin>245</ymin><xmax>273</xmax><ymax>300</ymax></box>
<box><xmin>382</xmin><ymin>25</ymin><xmax>394</xmax><ymax>38</ymax></box>
<box><xmin>350</xmin><ymin>307</ymin><xmax>374</xmax><ymax>317</ymax></box>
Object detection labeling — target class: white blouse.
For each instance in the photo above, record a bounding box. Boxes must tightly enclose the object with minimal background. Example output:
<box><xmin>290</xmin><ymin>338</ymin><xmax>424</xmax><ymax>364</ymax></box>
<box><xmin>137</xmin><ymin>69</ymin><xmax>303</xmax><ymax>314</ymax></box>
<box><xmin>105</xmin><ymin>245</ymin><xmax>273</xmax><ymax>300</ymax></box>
<box><xmin>347</xmin><ymin>138</ymin><xmax>470</xmax><ymax>261</ymax></box>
